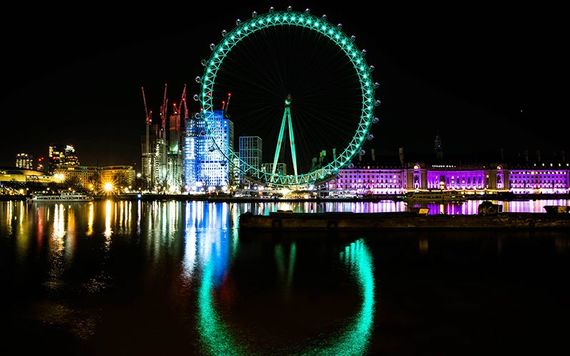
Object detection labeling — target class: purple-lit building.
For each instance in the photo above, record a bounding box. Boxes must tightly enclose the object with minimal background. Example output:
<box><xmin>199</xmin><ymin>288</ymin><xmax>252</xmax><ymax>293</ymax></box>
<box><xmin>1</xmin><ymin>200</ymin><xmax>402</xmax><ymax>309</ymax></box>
<box><xmin>327</xmin><ymin>167</ymin><xmax>407</xmax><ymax>194</ymax></box>
<box><xmin>509</xmin><ymin>166</ymin><xmax>570</xmax><ymax>194</ymax></box>
<box><xmin>326</xmin><ymin>163</ymin><xmax>570</xmax><ymax>194</ymax></box>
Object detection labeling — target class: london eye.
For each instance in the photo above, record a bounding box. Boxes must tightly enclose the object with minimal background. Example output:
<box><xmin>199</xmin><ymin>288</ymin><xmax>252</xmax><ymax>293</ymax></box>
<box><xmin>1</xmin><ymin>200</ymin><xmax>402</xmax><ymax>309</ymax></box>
<box><xmin>195</xmin><ymin>7</ymin><xmax>380</xmax><ymax>188</ymax></box>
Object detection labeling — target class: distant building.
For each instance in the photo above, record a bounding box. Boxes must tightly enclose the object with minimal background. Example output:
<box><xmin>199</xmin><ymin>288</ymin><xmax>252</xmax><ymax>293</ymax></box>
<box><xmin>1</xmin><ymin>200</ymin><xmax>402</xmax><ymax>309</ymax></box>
<box><xmin>238</xmin><ymin>136</ymin><xmax>262</xmax><ymax>184</ymax></box>
<box><xmin>54</xmin><ymin>165</ymin><xmax>135</xmax><ymax>190</ymax></box>
<box><xmin>100</xmin><ymin>166</ymin><xmax>136</xmax><ymax>187</ymax></box>
<box><xmin>63</xmin><ymin>145</ymin><xmax>79</xmax><ymax>167</ymax></box>
<box><xmin>166</xmin><ymin>108</ymin><xmax>183</xmax><ymax>191</ymax></box>
<box><xmin>0</xmin><ymin>167</ymin><xmax>54</xmax><ymax>184</ymax></box>
<box><xmin>15</xmin><ymin>153</ymin><xmax>33</xmax><ymax>170</ymax></box>
<box><xmin>36</xmin><ymin>156</ymin><xmax>46</xmax><ymax>172</ymax></box>
<box><xmin>48</xmin><ymin>144</ymin><xmax>79</xmax><ymax>172</ymax></box>
<box><xmin>326</xmin><ymin>162</ymin><xmax>570</xmax><ymax>194</ymax></box>
<box><xmin>183</xmin><ymin>110</ymin><xmax>234</xmax><ymax>191</ymax></box>
<box><xmin>261</xmin><ymin>162</ymin><xmax>287</xmax><ymax>176</ymax></box>
<box><xmin>48</xmin><ymin>144</ymin><xmax>65</xmax><ymax>171</ymax></box>
<box><xmin>434</xmin><ymin>133</ymin><xmax>443</xmax><ymax>161</ymax></box>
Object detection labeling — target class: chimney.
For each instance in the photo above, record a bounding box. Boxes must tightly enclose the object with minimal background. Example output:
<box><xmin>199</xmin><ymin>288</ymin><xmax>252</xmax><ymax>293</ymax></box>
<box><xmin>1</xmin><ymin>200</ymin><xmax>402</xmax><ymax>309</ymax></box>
<box><xmin>371</xmin><ymin>148</ymin><xmax>376</xmax><ymax>162</ymax></box>
<box><xmin>524</xmin><ymin>149</ymin><xmax>529</xmax><ymax>163</ymax></box>
<box><xmin>536</xmin><ymin>150</ymin><xmax>541</xmax><ymax>163</ymax></box>
<box><xmin>399</xmin><ymin>147</ymin><xmax>405</xmax><ymax>166</ymax></box>
<box><xmin>499</xmin><ymin>147</ymin><xmax>504</xmax><ymax>162</ymax></box>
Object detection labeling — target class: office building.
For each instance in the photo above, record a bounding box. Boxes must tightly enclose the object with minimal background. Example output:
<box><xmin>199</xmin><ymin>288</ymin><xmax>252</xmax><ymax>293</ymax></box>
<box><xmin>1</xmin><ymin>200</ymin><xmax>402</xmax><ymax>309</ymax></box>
<box><xmin>183</xmin><ymin>110</ymin><xmax>234</xmax><ymax>191</ymax></box>
<box><xmin>238</xmin><ymin>136</ymin><xmax>262</xmax><ymax>184</ymax></box>
<box><xmin>15</xmin><ymin>153</ymin><xmax>33</xmax><ymax>170</ymax></box>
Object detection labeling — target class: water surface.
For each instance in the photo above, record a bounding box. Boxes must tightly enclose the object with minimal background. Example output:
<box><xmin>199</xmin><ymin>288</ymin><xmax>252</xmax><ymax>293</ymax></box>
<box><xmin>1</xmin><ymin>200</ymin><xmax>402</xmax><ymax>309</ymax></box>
<box><xmin>1</xmin><ymin>200</ymin><xmax>569</xmax><ymax>355</ymax></box>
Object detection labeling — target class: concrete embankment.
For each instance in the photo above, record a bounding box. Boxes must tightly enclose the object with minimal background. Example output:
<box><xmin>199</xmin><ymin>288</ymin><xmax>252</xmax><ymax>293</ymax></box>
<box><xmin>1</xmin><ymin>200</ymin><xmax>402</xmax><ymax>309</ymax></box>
<box><xmin>239</xmin><ymin>212</ymin><xmax>570</xmax><ymax>231</ymax></box>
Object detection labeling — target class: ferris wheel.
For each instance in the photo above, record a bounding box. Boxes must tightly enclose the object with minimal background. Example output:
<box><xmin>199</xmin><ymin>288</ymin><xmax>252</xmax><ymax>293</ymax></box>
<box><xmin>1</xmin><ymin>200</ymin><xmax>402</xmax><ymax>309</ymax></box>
<box><xmin>195</xmin><ymin>6</ymin><xmax>380</xmax><ymax>187</ymax></box>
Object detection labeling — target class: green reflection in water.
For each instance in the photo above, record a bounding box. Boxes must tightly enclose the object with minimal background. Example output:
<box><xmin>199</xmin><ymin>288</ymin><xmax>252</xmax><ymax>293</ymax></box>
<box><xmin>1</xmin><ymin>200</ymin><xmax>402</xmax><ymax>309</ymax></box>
<box><xmin>198</xmin><ymin>239</ymin><xmax>374</xmax><ymax>355</ymax></box>
<box><xmin>198</xmin><ymin>258</ymin><xmax>245</xmax><ymax>355</ymax></box>
<box><xmin>313</xmin><ymin>239</ymin><xmax>375</xmax><ymax>355</ymax></box>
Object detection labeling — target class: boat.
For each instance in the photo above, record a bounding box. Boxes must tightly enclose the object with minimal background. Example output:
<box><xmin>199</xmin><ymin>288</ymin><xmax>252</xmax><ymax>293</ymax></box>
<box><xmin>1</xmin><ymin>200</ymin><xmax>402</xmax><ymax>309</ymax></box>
<box><xmin>29</xmin><ymin>191</ymin><xmax>94</xmax><ymax>202</ymax></box>
<box><xmin>404</xmin><ymin>190</ymin><xmax>466</xmax><ymax>203</ymax></box>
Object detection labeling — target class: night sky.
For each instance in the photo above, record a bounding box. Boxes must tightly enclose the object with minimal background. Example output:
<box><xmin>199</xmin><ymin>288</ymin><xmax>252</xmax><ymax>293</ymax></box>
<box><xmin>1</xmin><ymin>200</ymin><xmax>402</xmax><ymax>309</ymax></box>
<box><xmin>1</xmin><ymin>1</ymin><xmax>567</xmax><ymax>168</ymax></box>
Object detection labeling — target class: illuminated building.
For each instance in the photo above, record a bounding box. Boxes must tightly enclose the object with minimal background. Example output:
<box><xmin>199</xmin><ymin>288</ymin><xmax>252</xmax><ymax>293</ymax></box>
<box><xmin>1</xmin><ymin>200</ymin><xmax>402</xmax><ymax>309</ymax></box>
<box><xmin>54</xmin><ymin>165</ymin><xmax>135</xmax><ymax>190</ymax></box>
<box><xmin>63</xmin><ymin>145</ymin><xmax>80</xmax><ymax>166</ymax></box>
<box><xmin>167</xmin><ymin>106</ymin><xmax>183</xmax><ymax>191</ymax></box>
<box><xmin>326</xmin><ymin>163</ymin><xmax>570</xmax><ymax>194</ymax></box>
<box><xmin>261</xmin><ymin>162</ymin><xmax>286</xmax><ymax>176</ymax></box>
<box><xmin>48</xmin><ymin>144</ymin><xmax>79</xmax><ymax>172</ymax></box>
<box><xmin>48</xmin><ymin>144</ymin><xmax>65</xmax><ymax>171</ymax></box>
<box><xmin>0</xmin><ymin>167</ymin><xmax>54</xmax><ymax>184</ymax></box>
<box><xmin>53</xmin><ymin>166</ymin><xmax>99</xmax><ymax>187</ymax></box>
<box><xmin>36</xmin><ymin>156</ymin><xmax>46</xmax><ymax>172</ymax></box>
<box><xmin>508</xmin><ymin>164</ymin><xmax>570</xmax><ymax>194</ymax></box>
<box><xmin>183</xmin><ymin>110</ymin><xmax>234</xmax><ymax>191</ymax></box>
<box><xmin>238</xmin><ymin>136</ymin><xmax>262</xmax><ymax>184</ymax></box>
<box><xmin>327</xmin><ymin>167</ymin><xmax>406</xmax><ymax>194</ymax></box>
<box><xmin>15</xmin><ymin>153</ymin><xmax>33</xmax><ymax>170</ymax></box>
<box><xmin>183</xmin><ymin>115</ymin><xmax>202</xmax><ymax>190</ymax></box>
<box><xmin>99</xmin><ymin>166</ymin><xmax>136</xmax><ymax>188</ymax></box>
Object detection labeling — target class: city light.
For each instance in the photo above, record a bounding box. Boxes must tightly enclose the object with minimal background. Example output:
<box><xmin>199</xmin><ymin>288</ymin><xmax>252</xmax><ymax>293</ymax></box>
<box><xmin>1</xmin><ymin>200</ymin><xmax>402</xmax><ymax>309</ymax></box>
<box><xmin>54</xmin><ymin>173</ymin><xmax>65</xmax><ymax>182</ymax></box>
<box><xmin>103</xmin><ymin>182</ymin><xmax>114</xmax><ymax>193</ymax></box>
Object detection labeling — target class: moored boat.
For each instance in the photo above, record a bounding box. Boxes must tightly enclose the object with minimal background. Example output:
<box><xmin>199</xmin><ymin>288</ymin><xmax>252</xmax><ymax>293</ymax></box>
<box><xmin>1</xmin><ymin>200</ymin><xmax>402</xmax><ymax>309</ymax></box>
<box><xmin>404</xmin><ymin>190</ymin><xmax>466</xmax><ymax>203</ymax></box>
<box><xmin>29</xmin><ymin>192</ymin><xmax>94</xmax><ymax>202</ymax></box>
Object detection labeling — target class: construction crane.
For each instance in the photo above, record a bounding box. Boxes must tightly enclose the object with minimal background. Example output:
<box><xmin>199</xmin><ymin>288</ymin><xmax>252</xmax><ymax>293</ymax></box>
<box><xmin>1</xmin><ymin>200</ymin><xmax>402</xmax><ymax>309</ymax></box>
<box><xmin>141</xmin><ymin>86</ymin><xmax>152</xmax><ymax>159</ymax></box>
<box><xmin>179</xmin><ymin>84</ymin><xmax>188</xmax><ymax>120</ymax></box>
<box><xmin>160</xmin><ymin>83</ymin><xmax>168</xmax><ymax>138</ymax></box>
<box><xmin>224</xmin><ymin>92</ymin><xmax>232</xmax><ymax>116</ymax></box>
<box><xmin>141</xmin><ymin>86</ymin><xmax>152</xmax><ymax>125</ymax></box>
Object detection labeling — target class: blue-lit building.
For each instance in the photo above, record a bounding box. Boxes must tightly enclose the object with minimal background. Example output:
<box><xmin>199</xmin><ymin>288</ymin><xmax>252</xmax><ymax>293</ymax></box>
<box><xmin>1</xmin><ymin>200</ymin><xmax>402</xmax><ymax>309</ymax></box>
<box><xmin>238</xmin><ymin>136</ymin><xmax>262</xmax><ymax>184</ymax></box>
<box><xmin>184</xmin><ymin>110</ymin><xmax>234</xmax><ymax>191</ymax></box>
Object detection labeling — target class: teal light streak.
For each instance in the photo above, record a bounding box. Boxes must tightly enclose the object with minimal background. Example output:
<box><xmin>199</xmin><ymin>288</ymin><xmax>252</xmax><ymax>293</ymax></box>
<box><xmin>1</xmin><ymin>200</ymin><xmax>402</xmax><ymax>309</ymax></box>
<box><xmin>198</xmin><ymin>239</ymin><xmax>375</xmax><ymax>355</ymax></box>
<box><xmin>198</xmin><ymin>260</ymin><xmax>245</xmax><ymax>355</ymax></box>
<box><xmin>306</xmin><ymin>239</ymin><xmax>374</xmax><ymax>355</ymax></box>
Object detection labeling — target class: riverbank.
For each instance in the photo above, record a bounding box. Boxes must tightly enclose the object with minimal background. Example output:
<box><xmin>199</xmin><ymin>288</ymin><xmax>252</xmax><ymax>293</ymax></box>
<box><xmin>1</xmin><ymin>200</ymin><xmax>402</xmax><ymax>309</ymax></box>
<box><xmin>239</xmin><ymin>211</ymin><xmax>570</xmax><ymax>232</ymax></box>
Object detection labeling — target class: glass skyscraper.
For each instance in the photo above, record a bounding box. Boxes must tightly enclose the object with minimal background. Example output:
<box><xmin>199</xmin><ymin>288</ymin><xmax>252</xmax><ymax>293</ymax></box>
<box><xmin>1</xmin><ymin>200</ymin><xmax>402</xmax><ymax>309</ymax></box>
<box><xmin>184</xmin><ymin>110</ymin><xmax>234</xmax><ymax>191</ymax></box>
<box><xmin>238</xmin><ymin>136</ymin><xmax>262</xmax><ymax>184</ymax></box>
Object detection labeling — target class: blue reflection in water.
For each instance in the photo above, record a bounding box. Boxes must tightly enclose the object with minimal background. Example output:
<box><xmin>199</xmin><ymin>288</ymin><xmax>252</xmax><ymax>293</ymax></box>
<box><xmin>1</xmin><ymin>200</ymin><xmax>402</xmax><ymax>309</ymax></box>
<box><xmin>182</xmin><ymin>202</ymin><xmax>232</xmax><ymax>287</ymax></box>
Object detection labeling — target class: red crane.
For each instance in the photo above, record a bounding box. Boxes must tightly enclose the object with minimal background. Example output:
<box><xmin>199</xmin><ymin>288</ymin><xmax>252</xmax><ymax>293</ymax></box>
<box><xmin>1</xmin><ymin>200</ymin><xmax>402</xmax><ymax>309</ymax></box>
<box><xmin>141</xmin><ymin>86</ymin><xmax>152</xmax><ymax>159</ymax></box>
<box><xmin>141</xmin><ymin>86</ymin><xmax>151</xmax><ymax>125</ymax></box>
<box><xmin>160</xmin><ymin>83</ymin><xmax>168</xmax><ymax>136</ymax></box>
<box><xmin>224</xmin><ymin>92</ymin><xmax>232</xmax><ymax>116</ymax></box>
<box><xmin>179</xmin><ymin>84</ymin><xmax>188</xmax><ymax>120</ymax></box>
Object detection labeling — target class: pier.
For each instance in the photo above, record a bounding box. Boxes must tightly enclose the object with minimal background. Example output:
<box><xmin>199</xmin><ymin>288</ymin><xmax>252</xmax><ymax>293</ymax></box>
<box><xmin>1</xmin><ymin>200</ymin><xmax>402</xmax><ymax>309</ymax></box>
<box><xmin>239</xmin><ymin>211</ymin><xmax>570</xmax><ymax>232</ymax></box>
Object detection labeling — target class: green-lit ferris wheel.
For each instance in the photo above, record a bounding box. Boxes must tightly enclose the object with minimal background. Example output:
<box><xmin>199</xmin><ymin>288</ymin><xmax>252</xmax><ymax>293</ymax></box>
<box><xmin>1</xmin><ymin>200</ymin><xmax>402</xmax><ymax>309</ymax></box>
<box><xmin>196</xmin><ymin>7</ymin><xmax>380</xmax><ymax>187</ymax></box>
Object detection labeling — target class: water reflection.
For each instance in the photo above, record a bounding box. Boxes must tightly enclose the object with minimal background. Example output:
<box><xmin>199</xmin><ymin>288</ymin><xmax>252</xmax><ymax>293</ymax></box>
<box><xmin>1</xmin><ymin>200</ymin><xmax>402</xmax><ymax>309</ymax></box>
<box><xmin>198</xmin><ymin>238</ymin><xmax>375</xmax><ymax>355</ymax></box>
<box><xmin>2</xmin><ymin>199</ymin><xmax>570</xmax><ymax>354</ymax></box>
<box><xmin>237</xmin><ymin>199</ymin><xmax>570</xmax><ymax>215</ymax></box>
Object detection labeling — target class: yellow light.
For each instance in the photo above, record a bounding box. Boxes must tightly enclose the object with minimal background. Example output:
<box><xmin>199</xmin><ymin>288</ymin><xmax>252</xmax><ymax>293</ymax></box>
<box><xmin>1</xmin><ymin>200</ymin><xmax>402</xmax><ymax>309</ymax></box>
<box><xmin>54</xmin><ymin>173</ymin><xmax>65</xmax><ymax>182</ymax></box>
<box><xmin>103</xmin><ymin>182</ymin><xmax>114</xmax><ymax>193</ymax></box>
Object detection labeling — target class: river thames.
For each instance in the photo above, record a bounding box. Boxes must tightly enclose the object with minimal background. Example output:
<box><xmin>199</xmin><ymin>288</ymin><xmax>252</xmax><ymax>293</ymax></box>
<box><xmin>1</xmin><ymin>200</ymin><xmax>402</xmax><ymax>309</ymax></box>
<box><xmin>1</xmin><ymin>200</ymin><xmax>570</xmax><ymax>355</ymax></box>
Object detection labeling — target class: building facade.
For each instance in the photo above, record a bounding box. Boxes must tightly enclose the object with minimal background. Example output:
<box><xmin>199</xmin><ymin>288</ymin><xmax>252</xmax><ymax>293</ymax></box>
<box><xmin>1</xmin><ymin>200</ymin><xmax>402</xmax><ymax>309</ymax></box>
<box><xmin>238</xmin><ymin>136</ymin><xmax>262</xmax><ymax>184</ymax></box>
<box><xmin>261</xmin><ymin>162</ymin><xmax>287</xmax><ymax>176</ymax></box>
<box><xmin>183</xmin><ymin>110</ymin><xmax>234</xmax><ymax>191</ymax></box>
<box><xmin>54</xmin><ymin>165</ymin><xmax>135</xmax><ymax>191</ymax></box>
<box><xmin>326</xmin><ymin>163</ymin><xmax>570</xmax><ymax>194</ymax></box>
<box><xmin>48</xmin><ymin>144</ymin><xmax>79</xmax><ymax>172</ymax></box>
<box><xmin>15</xmin><ymin>153</ymin><xmax>33</xmax><ymax>170</ymax></box>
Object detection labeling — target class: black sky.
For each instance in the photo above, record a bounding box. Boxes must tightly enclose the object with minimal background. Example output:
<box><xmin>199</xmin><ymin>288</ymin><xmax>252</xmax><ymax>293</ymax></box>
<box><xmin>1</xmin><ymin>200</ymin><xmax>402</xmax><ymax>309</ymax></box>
<box><xmin>1</xmin><ymin>1</ymin><xmax>568</xmax><ymax>168</ymax></box>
